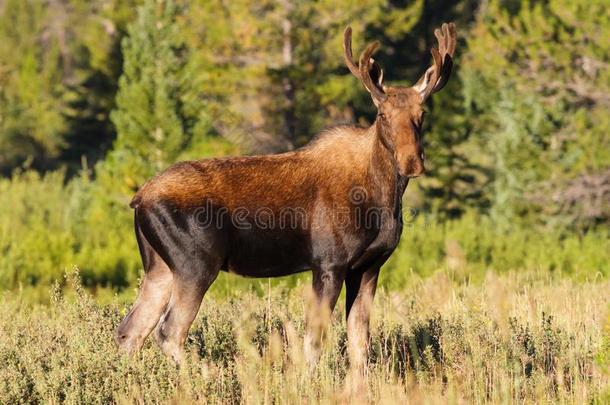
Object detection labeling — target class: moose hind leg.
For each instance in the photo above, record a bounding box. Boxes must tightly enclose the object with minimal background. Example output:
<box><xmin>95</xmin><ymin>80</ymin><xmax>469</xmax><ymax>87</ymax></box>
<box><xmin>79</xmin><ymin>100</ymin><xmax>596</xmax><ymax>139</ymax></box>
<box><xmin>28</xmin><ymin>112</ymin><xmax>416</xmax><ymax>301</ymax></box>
<box><xmin>154</xmin><ymin>260</ymin><xmax>220</xmax><ymax>364</ymax></box>
<box><xmin>115</xmin><ymin>251</ymin><xmax>173</xmax><ymax>354</ymax></box>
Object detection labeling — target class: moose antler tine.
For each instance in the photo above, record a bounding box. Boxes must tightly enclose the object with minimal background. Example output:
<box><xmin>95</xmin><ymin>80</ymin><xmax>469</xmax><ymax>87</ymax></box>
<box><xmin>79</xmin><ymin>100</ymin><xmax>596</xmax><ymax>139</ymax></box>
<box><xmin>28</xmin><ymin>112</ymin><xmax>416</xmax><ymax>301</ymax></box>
<box><xmin>343</xmin><ymin>26</ymin><xmax>360</xmax><ymax>77</ymax></box>
<box><xmin>358</xmin><ymin>41</ymin><xmax>380</xmax><ymax>67</ymax></box>
<box><xmin>440</xmin><ymin>23</ymin><xmax>453</xmax><ymax>56</ymax></box>
<box><xmin>344</xmin><ymin>26</ymin><xmax>386</xmax><ymax>102</ymax></box>
<box><xmin>447</xmin><ymin>22</ymin><xmax>457</xmax><ymax>56</ymax></box>
<box><xmin>434</xmin><ymin>27</ymin><xmax>442</xmax><ymax>40</ymax></box>
<box><xmin>442</xmin><ymin>23</ymin><xmax>451</xmax><ymax>56</ymax></box>
<box><xmin>434</xmin><ymin>28</ymin><xmax>445</xmax><ymax>55</ymax></box>
<box><xmin>358</xmin><ymin>41</ymin><xmax>387</xmax><ymax>101</ymax></box>
<box><xmin>444</xmin><ymin>24</ymin><xmax>452</xmax><ymax>55</ymax></box>
<box><xmin>343</xmin><ymin>26</ymin><xmax>352</xmax><ymax>55</ymax></box>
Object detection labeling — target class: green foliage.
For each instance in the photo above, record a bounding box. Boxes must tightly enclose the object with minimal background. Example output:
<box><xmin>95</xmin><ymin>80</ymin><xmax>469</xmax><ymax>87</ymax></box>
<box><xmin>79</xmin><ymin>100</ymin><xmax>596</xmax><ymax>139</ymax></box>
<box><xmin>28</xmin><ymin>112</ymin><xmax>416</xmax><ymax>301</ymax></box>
<box><xmin>417</xmin><ymin>78</ymin><xmax>488</xmax><ymax>218</ymax></box>
<box><xmin>462</xmin><ymin>0</ymin><xmax>610</xmax><ymax>227</ymax></box>
<box><xmin>0</xmin><ymin>0</ymin><xmax>67</xmax><ymax>171</ymax></box>
<box><xmin>0</xmin><ymin>170</ymin><xmax>139</xmax><ymax>291</ymax></box>
<box><xmin>381</xmin><ymin>210</ymin><xmax>610</xmax><ymax>289</ymax></box>
<box><xmin>0</xmin><ymin>0</ymin><xmax>137</xmax><ymax>174</ymax></box>
<box><xmin>105</xmin><ymin>0</ymin><xmax>202</xmax><ymax>193</ymax></box>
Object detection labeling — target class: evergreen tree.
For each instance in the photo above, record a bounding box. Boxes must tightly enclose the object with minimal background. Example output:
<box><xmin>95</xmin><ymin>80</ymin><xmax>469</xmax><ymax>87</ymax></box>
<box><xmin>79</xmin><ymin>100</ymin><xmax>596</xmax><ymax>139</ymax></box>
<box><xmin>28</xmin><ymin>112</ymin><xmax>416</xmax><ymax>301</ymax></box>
<box><xmin>462</xmin><ymin>0</ymin><xmax>610</xmax><ymax>228</ymax></box>
<box><xmin>59</xmin><ymin>0</ymin><xmax>139</xmax><ymax>173</ymax></box>
<box><xmin>0</xmin><ymin>0</ymin><xmax>67</xmax><ymax>173</ymax></box>
<box><xmin>103</xmin><ymin>0</ymin><xmax>211</xmax><ymax>194</ymax></box>
<box><xmin>0</xmin><ymin>0</ymin><xmax>137</xmax><ymax>175</ymax></box>
<box><xmin>417</xmin><ymin>78</ymin><xmax>490</xmax><ymax>218</ymax></box>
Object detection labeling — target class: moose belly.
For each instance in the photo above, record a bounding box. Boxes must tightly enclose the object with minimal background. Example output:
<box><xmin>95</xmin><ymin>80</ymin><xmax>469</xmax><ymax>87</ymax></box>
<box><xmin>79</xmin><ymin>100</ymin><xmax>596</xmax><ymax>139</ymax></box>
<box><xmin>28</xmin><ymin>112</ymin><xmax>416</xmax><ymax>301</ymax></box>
<box><xmin>221</xmin><ymin>211</ymin><xmax>403</xmax><ymax>277</ymax></box>
<box><xmin>223</xmin><ymin>227</ymin><xmax>311</xmax><ymax>277</ymax></box>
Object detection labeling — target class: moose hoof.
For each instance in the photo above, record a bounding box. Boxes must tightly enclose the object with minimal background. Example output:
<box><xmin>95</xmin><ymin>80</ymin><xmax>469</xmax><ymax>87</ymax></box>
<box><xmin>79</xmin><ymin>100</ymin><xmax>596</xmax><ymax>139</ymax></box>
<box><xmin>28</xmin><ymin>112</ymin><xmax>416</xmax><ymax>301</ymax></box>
<box><xmin>154</xmin><ymin>324</ymin><xmax>184</xmax><ymax>365</ymax></box>
<box><xmin>115</xmin><ymin>332</ymin><xmax>138</xmax><ymax>355</ymax></box>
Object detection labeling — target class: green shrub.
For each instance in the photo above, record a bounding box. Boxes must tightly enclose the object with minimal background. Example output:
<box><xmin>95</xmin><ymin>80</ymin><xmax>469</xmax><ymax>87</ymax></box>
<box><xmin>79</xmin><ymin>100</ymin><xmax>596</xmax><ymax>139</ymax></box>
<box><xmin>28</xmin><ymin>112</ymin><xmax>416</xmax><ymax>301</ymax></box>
<box><xmin>1</xmin><ymin>170</ymin><xmax>608</xmax><ymax>297</ymax></box>
<box><xmin>381</xmin><ymin>211</ymin><xmax>610</xmax><ymax>289</ymax></box>
<box><xmin>0</xmin><ymin>170</ymin><xmax>139</xmax><ymax>292</ymax></box>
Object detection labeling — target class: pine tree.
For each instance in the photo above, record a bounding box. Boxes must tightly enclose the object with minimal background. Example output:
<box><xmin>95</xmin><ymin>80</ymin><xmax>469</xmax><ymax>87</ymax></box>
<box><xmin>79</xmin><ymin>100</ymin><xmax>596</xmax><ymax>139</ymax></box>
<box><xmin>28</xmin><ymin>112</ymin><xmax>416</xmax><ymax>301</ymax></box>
<box><xmin>0</xmin><ymin>0</ymin><xmax>67</xmax><ymax>173</ymax></box>
<box><xmin>103</xmin><ymin>0</ymin><xmax>207</xmax><ymax>193</ymax></box>
<box><xmin>59</xmin><ymin>0</ymin><xmax>139</xmax><ymax>173</ymax></box>
<box><xmin>462</xmin><ymin>0</ymin><xmax>610</xmax><ymax>228</ymax></box>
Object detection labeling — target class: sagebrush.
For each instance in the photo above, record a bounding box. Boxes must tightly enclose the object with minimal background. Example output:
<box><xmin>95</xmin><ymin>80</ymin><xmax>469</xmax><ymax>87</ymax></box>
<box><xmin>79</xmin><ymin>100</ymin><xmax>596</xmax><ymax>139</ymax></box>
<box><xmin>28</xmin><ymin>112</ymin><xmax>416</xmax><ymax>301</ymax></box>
<box><xmin>1</xmin><ymin>269</ymin><xmax>608</xmax><ymax>403</ymax></box>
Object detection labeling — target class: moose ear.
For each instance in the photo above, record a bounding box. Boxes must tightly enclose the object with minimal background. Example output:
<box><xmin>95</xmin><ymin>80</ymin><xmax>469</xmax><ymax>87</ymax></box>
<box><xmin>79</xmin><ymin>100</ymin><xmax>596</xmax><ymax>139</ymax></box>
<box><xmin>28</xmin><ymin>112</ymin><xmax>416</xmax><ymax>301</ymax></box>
<box><xmin>368</xmin><ymin>59</ymin><xmax>384</xmax><ymax>90</ymax></box>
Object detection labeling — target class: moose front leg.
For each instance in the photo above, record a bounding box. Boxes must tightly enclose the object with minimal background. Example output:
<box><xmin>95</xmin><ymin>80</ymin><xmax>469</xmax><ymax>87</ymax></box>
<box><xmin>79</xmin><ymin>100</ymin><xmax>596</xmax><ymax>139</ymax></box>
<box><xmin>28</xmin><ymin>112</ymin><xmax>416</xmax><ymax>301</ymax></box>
<box><xmin>304</xmin><ymin>266</ymin><xmax>345</xmax><ymax>366</ymax></box>
<box><xmin>345</xmin><ymin>260</ymin><xmax>383</xmax><ymax>371</ymax></box>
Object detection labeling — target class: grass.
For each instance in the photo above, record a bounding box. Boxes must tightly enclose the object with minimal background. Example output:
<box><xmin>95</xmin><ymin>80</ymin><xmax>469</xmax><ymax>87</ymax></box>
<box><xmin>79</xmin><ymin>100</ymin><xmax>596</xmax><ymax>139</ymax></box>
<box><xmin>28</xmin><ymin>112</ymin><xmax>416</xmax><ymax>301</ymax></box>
<box><xmin>1</xmin><ymin>269</ymin><xmax>609</xmax><ymax>403</ymax></box>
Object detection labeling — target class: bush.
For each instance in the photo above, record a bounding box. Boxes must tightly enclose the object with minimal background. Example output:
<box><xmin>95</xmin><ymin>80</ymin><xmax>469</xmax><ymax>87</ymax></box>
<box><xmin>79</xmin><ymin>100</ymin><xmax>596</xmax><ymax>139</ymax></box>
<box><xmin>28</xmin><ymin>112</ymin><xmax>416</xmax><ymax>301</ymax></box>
<box><xmin>1</xmin><ymin>170</ymin><xmax>608</xmax><ymax>298</ymax></box>
<box><xmin>0</xmin><ymin>170</ymin><xmax>139</xmax><ymax>293</ymax></box>
<box><xmin>381</xmin><ymin>210</ymin><xmax>610</xmax><ymax>288</ymax></box>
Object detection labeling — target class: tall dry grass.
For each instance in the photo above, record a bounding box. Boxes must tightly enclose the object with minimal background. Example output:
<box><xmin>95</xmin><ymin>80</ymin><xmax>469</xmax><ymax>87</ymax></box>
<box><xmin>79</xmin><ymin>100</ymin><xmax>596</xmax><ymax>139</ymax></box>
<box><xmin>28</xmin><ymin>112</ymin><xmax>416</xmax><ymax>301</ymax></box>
<box><xmin>0</xmin><ymin>269</ymin><xmax>609</xmax><ymax>403</ymax></box>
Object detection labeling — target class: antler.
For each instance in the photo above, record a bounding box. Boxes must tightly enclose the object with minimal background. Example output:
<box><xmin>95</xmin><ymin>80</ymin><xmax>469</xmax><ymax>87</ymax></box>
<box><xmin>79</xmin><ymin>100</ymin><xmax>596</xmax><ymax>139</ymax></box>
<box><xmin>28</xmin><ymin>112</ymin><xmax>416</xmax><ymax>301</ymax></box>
<box><xmin>343</xmin><ymin>27</ymin><xmax>387</xmax><ymax>102</ymax></box>
<box><xmin>413</xmin><ymin>22</ymin><xmax>457</xmax><ymax>101</ymax></box>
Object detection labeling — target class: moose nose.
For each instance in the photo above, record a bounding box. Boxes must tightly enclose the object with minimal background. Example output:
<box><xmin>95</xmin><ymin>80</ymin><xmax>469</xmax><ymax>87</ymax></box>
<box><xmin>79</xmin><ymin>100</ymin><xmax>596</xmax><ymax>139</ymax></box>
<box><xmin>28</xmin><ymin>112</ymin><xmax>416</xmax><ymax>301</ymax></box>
<box><xmin>412</xmin><ymin>154</ymin><xmax>427</xmax><ymax>177</ymax></box>
<box><xmin>407</xmin><ymin>162</ymin><xmax>426</xmax><ymax>178</ymax></box>
<box><xmin>411</xmin><ymin>167</ymin><xmax>426</xmax><ymax>178</ymax></box>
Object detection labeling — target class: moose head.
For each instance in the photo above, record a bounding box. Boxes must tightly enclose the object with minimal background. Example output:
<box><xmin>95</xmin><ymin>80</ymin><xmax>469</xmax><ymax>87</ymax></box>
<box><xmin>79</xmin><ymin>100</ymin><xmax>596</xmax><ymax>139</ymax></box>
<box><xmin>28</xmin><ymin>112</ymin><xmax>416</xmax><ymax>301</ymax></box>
<box><xmin>343</xmin><ymin>23</ymin><xmax>457</xmax><ymax>178</ymax></box>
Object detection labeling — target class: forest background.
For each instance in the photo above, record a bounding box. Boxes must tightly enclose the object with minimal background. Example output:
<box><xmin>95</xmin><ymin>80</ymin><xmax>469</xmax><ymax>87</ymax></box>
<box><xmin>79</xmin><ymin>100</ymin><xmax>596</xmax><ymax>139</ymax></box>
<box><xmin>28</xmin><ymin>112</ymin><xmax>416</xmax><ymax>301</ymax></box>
<box><xmin>0</xmin><ymin>0</ymin><xmax>608</xmax><ymax>301</ymax></box>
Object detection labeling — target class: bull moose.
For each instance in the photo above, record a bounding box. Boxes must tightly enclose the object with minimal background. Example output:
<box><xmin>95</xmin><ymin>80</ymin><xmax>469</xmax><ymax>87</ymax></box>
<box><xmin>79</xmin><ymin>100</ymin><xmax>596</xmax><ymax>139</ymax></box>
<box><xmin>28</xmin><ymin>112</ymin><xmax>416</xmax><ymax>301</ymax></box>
<box><xmin>116</xmin><ymin>23</ymin><xmax>457</xmax><ymax>367</ymax></box>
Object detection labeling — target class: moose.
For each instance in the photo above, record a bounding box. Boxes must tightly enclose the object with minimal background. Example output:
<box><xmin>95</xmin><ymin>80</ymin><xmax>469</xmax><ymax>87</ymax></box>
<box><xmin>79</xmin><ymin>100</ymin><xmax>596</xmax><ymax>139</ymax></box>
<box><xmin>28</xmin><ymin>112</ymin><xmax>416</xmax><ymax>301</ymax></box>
<box><xmin>116</xmin><ymin>23</ymin><xmax>457</xmax><ymax>367</ymax></box>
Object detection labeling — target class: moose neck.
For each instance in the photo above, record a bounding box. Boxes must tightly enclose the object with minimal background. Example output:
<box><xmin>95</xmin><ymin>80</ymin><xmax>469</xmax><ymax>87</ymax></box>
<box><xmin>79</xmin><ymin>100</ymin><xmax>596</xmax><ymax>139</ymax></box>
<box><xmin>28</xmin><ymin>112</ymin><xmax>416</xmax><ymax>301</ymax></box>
<box><xmin>372</xmin><ymin>114</ymin><xmax>410</xmax><ymax>194</ymax></box>
<box><xmin>364</xmin><ymin>115</ymin><xmax>410</xmax><ymax>208</ymax></box>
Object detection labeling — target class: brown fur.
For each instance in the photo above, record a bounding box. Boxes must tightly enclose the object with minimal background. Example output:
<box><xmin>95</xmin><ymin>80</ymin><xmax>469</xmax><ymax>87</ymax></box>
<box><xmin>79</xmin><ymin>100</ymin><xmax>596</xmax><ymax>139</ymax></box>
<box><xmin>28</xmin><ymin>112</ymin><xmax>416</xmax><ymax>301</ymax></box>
<box><xmin>116</xmin><ymin>23</ymin><xmax>457</xmax><ymax>368</ymax></box>
<box><xmin>133</xmin><ymin>127</ymin><xmax>376</xmax><ymax>211</ymax></box>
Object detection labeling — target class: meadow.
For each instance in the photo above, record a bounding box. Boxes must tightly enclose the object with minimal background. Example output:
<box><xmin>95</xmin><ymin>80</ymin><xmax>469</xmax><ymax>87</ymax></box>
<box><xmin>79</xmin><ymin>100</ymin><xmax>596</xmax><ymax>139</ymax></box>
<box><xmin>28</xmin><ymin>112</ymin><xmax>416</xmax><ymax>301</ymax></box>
<box><xmin>1</xmin><ymin>0</ymin><xmax>609</xmax><ymax>403</ymax></box>
<box><xmin>1</xmin><ymin>160</ymin><xmax>609</xmax><ymax>404</ymax></box>
<box><xmin>1</xmin><ymin>269</ymin><xmax>609</xmax><ymax>404</ymax></box>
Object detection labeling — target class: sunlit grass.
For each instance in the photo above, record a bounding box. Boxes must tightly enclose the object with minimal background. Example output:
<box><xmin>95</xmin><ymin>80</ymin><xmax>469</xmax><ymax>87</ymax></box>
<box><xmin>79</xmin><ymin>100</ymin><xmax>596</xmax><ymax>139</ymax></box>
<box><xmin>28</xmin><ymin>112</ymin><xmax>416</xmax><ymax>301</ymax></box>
<box><xmin>1</xmin><ymin>268</ymin><xmax>608</xmax><ymax>403</ymax></box>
